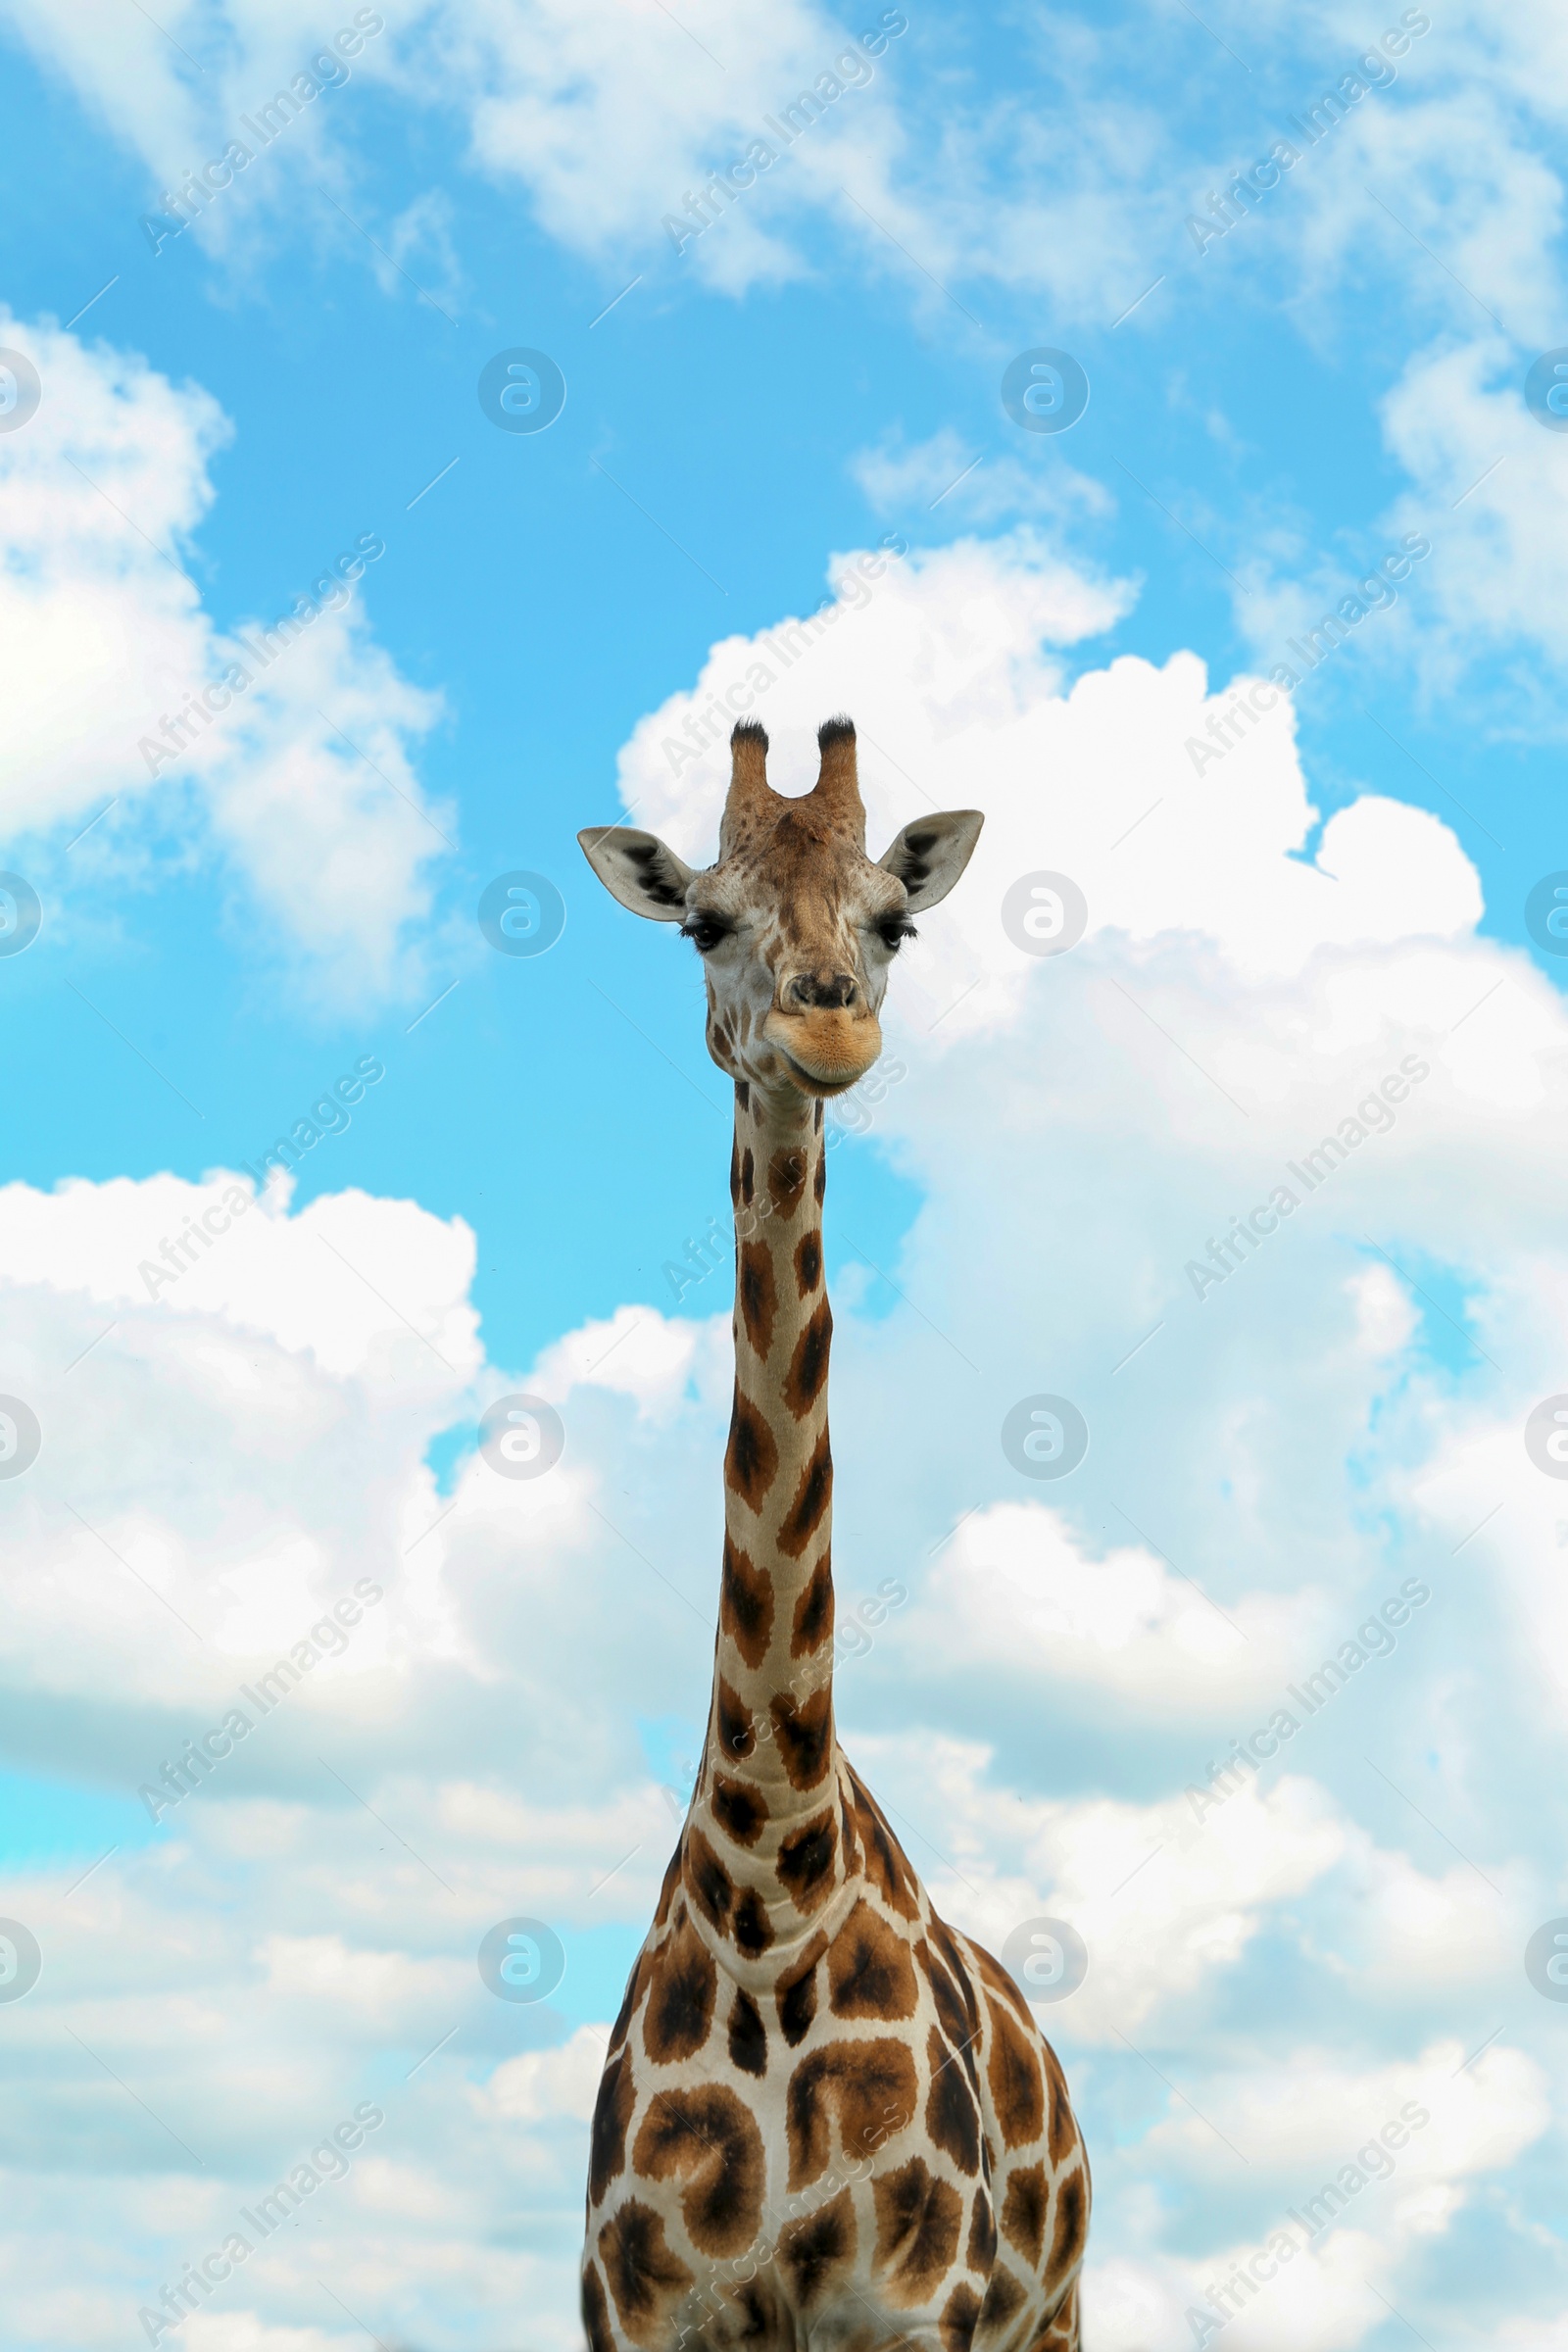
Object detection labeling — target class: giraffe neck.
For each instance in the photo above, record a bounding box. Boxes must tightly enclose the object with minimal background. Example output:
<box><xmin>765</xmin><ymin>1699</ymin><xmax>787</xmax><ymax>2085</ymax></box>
<box><xmin>684</xmin><ymin>1076</ymin><xmax>849</xmax><ymax>1972</ymax></box>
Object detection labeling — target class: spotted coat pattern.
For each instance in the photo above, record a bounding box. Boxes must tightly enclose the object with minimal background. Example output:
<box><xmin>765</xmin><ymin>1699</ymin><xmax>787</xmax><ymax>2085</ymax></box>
<box><xmin>580</xmin><ymin>1071</ymin><xmax>1090</xmax><ymax>2350</ymax></box>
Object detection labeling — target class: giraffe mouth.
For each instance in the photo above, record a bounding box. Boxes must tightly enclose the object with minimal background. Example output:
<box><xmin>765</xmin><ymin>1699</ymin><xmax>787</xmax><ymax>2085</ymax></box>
<box><xmin>774</xmin><ymin>1050</ymin><xmax>860</xmax><ymax>1098</ymax></box>
<box><xmin>763</xmin><ymin>1010</ymin><xmax>882</xmax><ymax>1095</ymax></box>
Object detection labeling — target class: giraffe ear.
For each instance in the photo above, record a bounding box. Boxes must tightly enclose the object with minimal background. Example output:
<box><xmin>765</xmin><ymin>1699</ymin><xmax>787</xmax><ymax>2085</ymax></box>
<box><xmin>877</xmin><ymin>810</ymin><xmax>984</xmax><ymax>910</ymax></box>
<box><xmin>577</xmin><ymin>826</ymin><xmax>695</xmax><ymax>921</ymax></box>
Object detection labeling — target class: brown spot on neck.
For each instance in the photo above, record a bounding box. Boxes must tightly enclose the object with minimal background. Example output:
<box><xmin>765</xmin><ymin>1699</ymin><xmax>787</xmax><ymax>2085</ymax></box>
<box><xmin>776</xmin><ymin>1807</ymin><xmax>840</xmax><ymax>1913</ymax></box>
<box><xmin>724</xmin><ymin>1388</ymin><xmax>778</xmax><ymax>1510</ymax></box>
<box><xmin>719</xmin><ymin>1535</ymin><xmax>773</xmax><ymax>1670</ymax></box>
<box><xmin>732</xmin><ymin>1886</ymin><xmax>774</xmax><ymax>1956</ymax></box>
<box><xmin>776</xmin><ymin>1930</ymin><xmax>826</xmax><ymax>2044</ymax></box>
<box><xmin>1048</xmin><ymin>2170</ymin><xmax>1088</xmax><ymax>2278</ymax></box>
<box><xmin>683</xmin><ymin>1828</ymin><xmax>733</xmax><ymax>1934</ymax></box>
<box><xmin>783</xmin><ymin>1298</ymin><xmax>832</xmax><ymax>1418</ymax></box>
<box><xmin>727</xmin><ymin>1987</ymin><xmax>767</xmax><ymax>2076</ymax></box>
<box><xmin>776</xmin><ymin>1425</ymin><xmax>832</xmax><ymax>1557</ymax></box>
<box><xmin>791</xmin><ymin>1551</ymin><xmax>834</xmax><ymax>1656</ymax></box>
<box><xmin>715</xmin><ymin>1679</ymin><xmax>755</xmax><ymax>1759</ymax></box>
<box><xmin>827</xmin><ymin>1899</ymin><xmax>918</xmax><ymax>2021</ymax></box>
<box><xmin>710</xmin><ymin>1771</ymin><xmax>768</xmax><ymax>1847</ymax></box>
<box><xmin>770</xmin><ymin>1681</ymin><xmax>834</xmax><ymax>1788</ymax></box>
<box><xmin>769</xmin><ymin>1145</ymin><xmax>810</xmax><ymax>1219</ymax></box>
<box><xmin>737</xmin><ymin>1240</ymin><xmax>778</xmax><ymax>1359</ymax></box>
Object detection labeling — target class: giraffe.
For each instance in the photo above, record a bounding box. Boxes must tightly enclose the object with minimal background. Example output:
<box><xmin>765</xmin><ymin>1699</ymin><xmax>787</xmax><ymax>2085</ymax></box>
<box><xmin>574</xmin><ymin>716</ymin><xmax>1089</xmax><ymax>2351</ymax></box>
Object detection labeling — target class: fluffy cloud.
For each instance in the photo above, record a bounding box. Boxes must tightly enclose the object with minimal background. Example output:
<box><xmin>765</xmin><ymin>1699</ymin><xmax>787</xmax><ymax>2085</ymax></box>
<box><xmin>8</xmin><ymin>0</ymin><xmax>1568</xmax><ymax>355</ymax></box>
<box><xmin>1090</xmin><ymin>2042</ymin><xmax>1549</xmax><ymax>2351</ymax></box>
<box><xmin>7</xmin><ymin>518</ymin><xmax>1568</xmax><ymax>2346</ymax></box>
<box><xmin>0</xmin><ymin>312</ymin><xmax>450</xmax><ymax>1000</ymax></box>
<box><xmin>0</xmin><ymin>0</ymin><xmax>922</xmax><ymax>297</ymax></box>
<box><xmin>1376</xmin><ymin>335</ymin><xmax>1568</xmax><ymax>707</ymax></box>
<box><xmin>917</xmin><ymin>1499</ymin><xmax>1315</xmax><ymax>1708</ymax></box>
<box><xmin>0</xmin><ymin>0</ymin><xmax>1552</xmax><ymax>323</ymax></box>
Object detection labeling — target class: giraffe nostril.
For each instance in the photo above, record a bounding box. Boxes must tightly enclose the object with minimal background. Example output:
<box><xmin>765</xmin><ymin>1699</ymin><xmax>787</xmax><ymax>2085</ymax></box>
<box><xmin>788</xmin><ymin>973</ymin><xmax>858</xmax><ymax>1010</ymax></box>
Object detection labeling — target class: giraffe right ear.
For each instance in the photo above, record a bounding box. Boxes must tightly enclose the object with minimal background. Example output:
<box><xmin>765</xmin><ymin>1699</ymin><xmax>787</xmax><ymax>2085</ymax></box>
<box><xmin>577</xmin><ymin>826</ymin><xmax>696</xmax><ymax>921</ymax></box>
<box><xmin>878</xmin><ymin>810</ymin><xmax>984</xmax><ymax>910</ymax></box>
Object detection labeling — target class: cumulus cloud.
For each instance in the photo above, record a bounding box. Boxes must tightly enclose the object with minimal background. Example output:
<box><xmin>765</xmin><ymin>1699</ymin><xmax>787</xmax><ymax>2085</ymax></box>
<box><xmin>8</xmin><ymin>519</ymin><xmax>1568</xmax><ymax>2346</ymax></box>
<box><xmin>612</xmin><ymin>534</ymin><xmax>1481</xmax><ymax>1043</ymax></box>
<box><xmin>0</xmin><ymin>312</ymin><xmax>451</xmax><ymax>1001</ymax></box>
<box><xmin>916</xmin><ymin>1499</ymin><xmax>1319</xmax><ymax>1709</ymax></box>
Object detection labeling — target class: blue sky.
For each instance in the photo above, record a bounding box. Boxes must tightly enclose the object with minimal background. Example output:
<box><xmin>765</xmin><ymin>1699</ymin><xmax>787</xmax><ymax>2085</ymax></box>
<box><xmin>1</xmin><ymin>2</ymin><xmax>1567</xmax><ymax>2347</ymax></box>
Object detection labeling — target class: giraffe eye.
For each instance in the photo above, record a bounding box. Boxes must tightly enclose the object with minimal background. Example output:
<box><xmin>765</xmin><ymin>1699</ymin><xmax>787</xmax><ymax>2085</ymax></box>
<box><xmin>682</xmin><ymin>914</ymin><xmax>730</xmax><ymax>954</ymax></box>
<box><xmin>876</xmin><ymin>915</ymin><xmax>917</xmax><ymax>952</ymax></box>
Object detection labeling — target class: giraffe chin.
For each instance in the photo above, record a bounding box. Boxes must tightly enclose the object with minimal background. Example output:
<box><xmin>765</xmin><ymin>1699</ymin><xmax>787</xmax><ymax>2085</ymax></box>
<box><xmin>762</xmin><ymin>1011</ymin><xmax>882</xmax><ymax>1096</ymax></box>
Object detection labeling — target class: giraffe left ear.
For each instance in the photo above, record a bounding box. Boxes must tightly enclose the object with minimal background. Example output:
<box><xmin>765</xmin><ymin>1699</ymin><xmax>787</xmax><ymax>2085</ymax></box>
<box><xmin>577</xmin><ymin>826</ymin><xmax>696</xmax><ymax>920</ymax></box>
<box><xmin>877</xmin><ymin>810</ymin><xmax>984</xmax><ymax>910</ymax></box>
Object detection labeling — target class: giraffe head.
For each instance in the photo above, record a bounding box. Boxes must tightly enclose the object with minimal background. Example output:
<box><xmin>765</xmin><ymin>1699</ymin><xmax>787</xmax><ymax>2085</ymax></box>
<box><xmin>579</xmin><ymin>718</ymin><xmax>983</xmax><ymax>1097</ymax></box>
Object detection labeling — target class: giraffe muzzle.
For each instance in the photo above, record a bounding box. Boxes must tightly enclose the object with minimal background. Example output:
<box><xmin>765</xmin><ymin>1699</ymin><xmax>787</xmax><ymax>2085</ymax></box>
<box><xmin>762</xmin><ymin>1007</ymin><xmax>883</xmax><ymax>1093</ymax></box>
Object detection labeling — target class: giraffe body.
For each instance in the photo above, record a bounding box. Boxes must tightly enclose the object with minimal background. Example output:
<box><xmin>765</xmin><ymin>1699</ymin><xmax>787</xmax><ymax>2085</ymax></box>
<box><xmin>578</xmin><ymin>722</ymin><xmax>1089</xmax><ymax>2350</ymax></box>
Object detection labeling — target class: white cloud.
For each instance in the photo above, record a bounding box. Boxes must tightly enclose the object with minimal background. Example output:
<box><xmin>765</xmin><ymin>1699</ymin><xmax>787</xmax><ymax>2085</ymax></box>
<box><xmin>612</xmin><ymin>535</ymin><xmax>1482</xmax><ymax>1047</ymax></box>
<box><xmin>481</xmin><ymin>2024</ymin><xmax>605</xmax><ymax>2126</ymax></box>
<box><xmin>9</xmin><ymin>517</ymin><xmax>1568</xmax><ymax>2344</ymax></box>
<box><xmin>0</xmin><ymin>0</ymin><xmax>925</xmax><ymax>297</ymax></box>
<box><xmin>1378</xmin><ymin>336</ymin><xmax>1568</xmax><ymax>707</ymax></box>
<box><xmin>0</xmin><ymin>312</ymin><xmax>451</xmax><ymax>1001</ymax></box>
<box><xmin>851</xmin><ymin>425</ymin><xmax>1116</xmax><ymax>534</ymax></box>
<box><xmin>849</xmin><ymin>1737</ymin><xmax>1348</xmax><ymax>2038</ymax></box>
<box><xmin>1142</xmin><ymin>2038</ymin><xmax>1548</xmax><ymax>2184</ymax></box>
<box><xmin>528</xmin><ymin>1300</ymin><xmax>731</xmax><ymax>1423</ymax></box>
<box><xmin>916</xmin><ymin>1498</ymin><xmax>1322</xmax><ymax>1710</ymax></box>
<box><xmin>12</xmin><ymin>0</ymin><xmax>1568</xmax><ymax>351</ymax></box>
